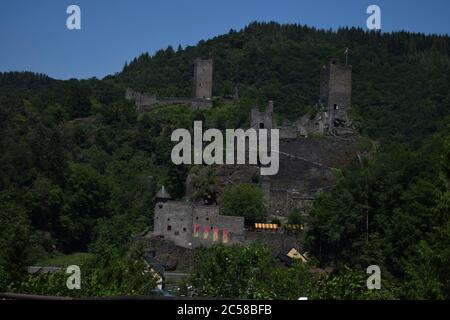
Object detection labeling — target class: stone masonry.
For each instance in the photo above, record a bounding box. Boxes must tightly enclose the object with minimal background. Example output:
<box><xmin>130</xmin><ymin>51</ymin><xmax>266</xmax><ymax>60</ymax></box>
<box><xmin>193</xmin><ymin>58</ymin><xmax>213</xmax><ymax>99</ymax></box>
<box><xmin>319</xmin><ymin>58</ymin><xmax>352</xmax><ymax>134</ymax></box>
<box><xmin>249</xmin><ymin>59</ymin><xmax>356</xmax><ymax>218</ymax></box>
<box><xmin>126</xmin><ymin>58</ymin><xmax>213</xmax><ymax>111</ymax></box>
<box><xmin>153</xmin><ymin>196</ymin><xmax>245</xmax><ymax>249</ymax></box>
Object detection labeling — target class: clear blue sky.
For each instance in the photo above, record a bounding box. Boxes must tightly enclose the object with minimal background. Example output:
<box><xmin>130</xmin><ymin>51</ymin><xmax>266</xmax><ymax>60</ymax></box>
<box><xmin>1</xmin><ymin>0</ymin><xmax>449</xmax><ymax>80</ymax></box>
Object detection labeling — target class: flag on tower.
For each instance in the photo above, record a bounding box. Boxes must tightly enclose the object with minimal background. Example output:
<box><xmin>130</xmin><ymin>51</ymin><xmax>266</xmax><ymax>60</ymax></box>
<box><xmin>213</xmin><ymin>227</ymin><xmax>219</xmax><ymax>241</ymax></box>
<box><xmin>223</xmin><ymin>228</ymin><xmax>229</xmax><ymax>244</ymax></box>
<box><xmin>193</xmin><ymin>224</ymin><xmax>200</xmax><ymax>237</ymax></box>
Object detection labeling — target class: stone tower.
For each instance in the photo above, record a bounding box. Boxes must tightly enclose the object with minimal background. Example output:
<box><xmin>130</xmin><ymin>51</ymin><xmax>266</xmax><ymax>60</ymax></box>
<box><xmin>250</xmin><ymin>100</ymin><xmax>275</xmax><ymax>130</ymax></box>
<box><xmin>193</xmin><ymin>58</ymin><xmax>213</xmax><ymax>99</ymax></box>
<box><xmin>319</xmin><ymin>59</ymin><xmax>352</xmax><ymax>129</ymax></box>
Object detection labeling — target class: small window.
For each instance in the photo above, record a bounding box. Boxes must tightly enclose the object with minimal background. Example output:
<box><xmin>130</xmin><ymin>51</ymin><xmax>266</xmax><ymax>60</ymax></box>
<box><xmin>174</xmin><ymin>231</ymin><xmax>179</xmax><ymax>236</ymax></box>
<box><xmin>206</xmin><ymin>217</ymin><xmax>209</xmax><ymax>221</ymax></box>
<box><xmin>259</xmin><ymin>123</ymin><xmax>264</xmax><ymax>129</ymax></box>
<box><xmin>195</xmin><ymin>217</ymin><xmax>199</xmax><ymax>220</ymax></box>
<box><xmin>183</xmin><ymin>227</ymin><xmax>187</xmax><ymax>232</ymax></box>
<box><xmin>167</xmin><ymin>225</ymin><xmax>172</xmax><ymax>232</ymax></box>
<box><xmin>167</xmin><ymin>218</ymin><xmax>170</xmax><ymax>221</ymax></box>
<box><xmin>334</xmin><ymin>104</ymin><xmax>339</xmax><ymax>110</ymax></box>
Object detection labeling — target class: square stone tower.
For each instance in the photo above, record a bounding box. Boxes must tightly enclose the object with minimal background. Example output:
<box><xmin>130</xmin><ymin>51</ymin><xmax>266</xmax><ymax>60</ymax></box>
<box><xmin>319</xmin><ymin>59</ymin><xmax>352</xmax><ymax>127</ymax></box>
<box><xmin>193</xmin><ymin>58</ymin><xmax>213</xmax><ymax>99</ymax></box>
<box><xmin>250</xmin><ymin>100</ymin><xmax>275</xmax><ymax>130</ymax></box>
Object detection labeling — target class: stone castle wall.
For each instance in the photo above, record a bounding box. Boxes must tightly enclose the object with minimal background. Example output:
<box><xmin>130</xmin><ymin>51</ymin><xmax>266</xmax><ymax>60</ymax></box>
<box><xmin>243</xmin><ymin>230</ymin><xmax>304</xmax><ymax>253</ymax></box>
<box><xmin>264</xmin><ymin>137</ymin><xmax>357</xmax><ymax>217</ymax></box>
<box><xmin>144</xmin><ymin>229</ymin><xmax>305</xmax><ymax>273</ymax></box>
<box><xmin>153</xmin><ymin>200</ymin><xmax>244</xmax><ymax>249</ymax></box>
<box><xmin>126</xmin><ymin>89</ymin><xmax>212</xmax><ymax>111</ymax></box>
<box><xmin>126</xmin><ymin>58</ymin><xmax>213</xmax><ymax>111</ymax></box>
<box><xmin>246</xmin><ymin>59</ymin><xmax>355</xmax><ymax>217</ymax></box>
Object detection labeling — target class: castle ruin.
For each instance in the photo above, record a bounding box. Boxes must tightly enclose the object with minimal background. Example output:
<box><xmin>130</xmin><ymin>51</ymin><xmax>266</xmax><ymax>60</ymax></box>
<box><xmin>252</xmin><ymin>59</ymin><xmax>356</xmax><ymax>219</ymax></box>
<box><xmin>250</xmin><ymin>100</ymin><xmax>275</xmax><ymax>130</ymax></box>
<box><xmin>193</xmin><ymin>58</ymin><xmax>213</xmax><ymax>100</ymax></box>
<box><xmin>320</xmin><ymin>59</ymin><xmax>352</xmax><ymax>135</ymax></box>
<box><xmin>126</xmin><ymin>58</ymin><xmax>214</xmax><ymax>111</ymax></box>
<box><xmin>152</xmin><ymin>186</ymin><xmax>245</xmax><ymax>249</ymax></box>
<box><xmin>148</xmin><ymin>58</ymin><xmax>357</xmax><ymax>254</ymax></box>
<box><xmin>252</xmin><ymin>58</ymin><xmax>353</xmax><ymax>139</ymax></box>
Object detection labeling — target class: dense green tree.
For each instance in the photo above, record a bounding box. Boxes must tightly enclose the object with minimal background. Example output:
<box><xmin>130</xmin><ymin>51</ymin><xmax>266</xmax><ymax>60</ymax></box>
<box><xmin>0</xmin><ymin>192</ymin><xmax>32</xmax><ymax>280</ymax></box>
<box><xmin>1</xmin><ymin>22</ymin><xmax>450</xmax><ymax>298</ymax></box>
<box><xmin>220</xmin><ymin>183</ymin><xmax>267</xmax><ymax>225</ymax></box>
<box><xmin>9</xmin><ymin>244</ymin><xmax>157</xmax><ymax>297</ymax></box>
<box><xmin>190</xmin><ymin>244</ymin><xmax>396</xmax><ymax>299</ymax></box>
<box><xmin>287</xmin><ymin>208</ymin><xmax>305</xmax><ymax>225</ymax></box>
<box><xmin>59</xmin><ymin>163</ymin><xmax>112</xmax><ymax>251</ymax></box>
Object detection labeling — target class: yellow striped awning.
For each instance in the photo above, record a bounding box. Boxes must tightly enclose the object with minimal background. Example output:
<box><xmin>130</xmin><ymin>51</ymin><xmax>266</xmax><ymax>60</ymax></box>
<box><xmin>254</xmin><ymin>223</ymin><xmax>279</xmax><ymax>230</ymax></box>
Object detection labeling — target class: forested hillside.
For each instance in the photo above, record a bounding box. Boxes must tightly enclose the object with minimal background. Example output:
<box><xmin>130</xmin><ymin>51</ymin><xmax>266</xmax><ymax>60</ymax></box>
<box><xmin>1</xmin><ymin>22</ymin><xmax>449</xmax><ymax>298</ymax></box>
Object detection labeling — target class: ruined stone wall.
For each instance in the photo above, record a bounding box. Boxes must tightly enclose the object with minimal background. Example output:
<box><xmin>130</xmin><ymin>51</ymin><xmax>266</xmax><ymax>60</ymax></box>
<box><xmin>125</xmin><ymin>90</ymin><xmax>212</xmax><ymax>111</ymax></box>
<box><xmin>125</xmin><ymin>57</ymin><xmax>214</xmax><ymax>111</ymax></box>
<box><xmin>190</xmin><ymin>99</ymin><xmax>213</xmax><ymax>109</ymax></box>
<box><xmin>125</xmin><ymin>89</ymin><xmax>157</xmax><ymax>110</ymax></box>
<box><xmin>278</xmin><ymin>125</ymin><xmax>298</xmax><ymax>139</ymax></box>
<box><xmin>268</xmin><ymin>188</ymin><xmax>290</xmax><ymax>217</ymax></box>
<box><xmin>243</xmin><ymin>231</ymin><xmax>304</xmax><ymax>253</ymax></box>
<box><xmin>151</xmin><ymin>97</ymin><xmax>212</xmax><ymax>109</ymax></box>
<box><xmin>279</xmin><ymin>137</ymin><xmax>357</xmax><ymax>168</ymax></box>
<box><xmin>263</xmin><ymin>137</ymin><xmax>357</xmax><ymax>217</ymax></box>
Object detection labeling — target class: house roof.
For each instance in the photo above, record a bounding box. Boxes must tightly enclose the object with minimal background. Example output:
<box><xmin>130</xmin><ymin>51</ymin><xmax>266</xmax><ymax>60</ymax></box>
<box><xmin>276</xmin><ymin>252</ymin><xmax>294</xmax><ymax>267</ymax></box>
<box><xmin>155</xmin><ymin>186</ymin><xmax>172</xmax><ymax>200</ymax></box>
<box><xmin>287</xmin><ymin>248</ymin><xmax>308</xmax><ymax>263</ymax></box>
<box><xmin>144</xmin><ymin>254</ymin><xmax>165</xmax><ymax>277</ymax></box>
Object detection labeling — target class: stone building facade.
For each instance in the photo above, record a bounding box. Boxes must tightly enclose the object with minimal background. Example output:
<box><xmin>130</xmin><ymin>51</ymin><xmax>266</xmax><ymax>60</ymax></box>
<box><xmin>153</xmin><ymin>194</ymin><xmax>245</xmax><ymax>249</ymax></box>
